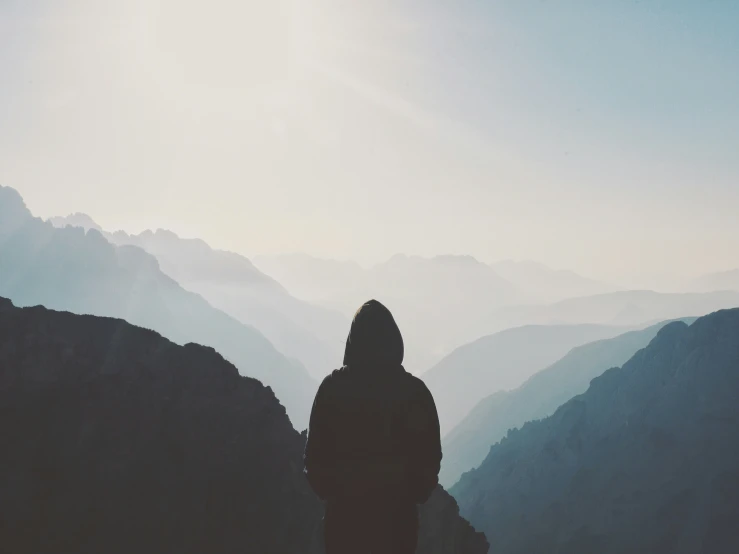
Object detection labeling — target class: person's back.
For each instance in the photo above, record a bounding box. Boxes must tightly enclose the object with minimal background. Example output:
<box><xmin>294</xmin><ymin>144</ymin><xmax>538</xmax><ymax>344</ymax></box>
<box><xmin>304</xmin><ymin>300</ymin><xmax>442</xmax><ymax>554</ymax></box>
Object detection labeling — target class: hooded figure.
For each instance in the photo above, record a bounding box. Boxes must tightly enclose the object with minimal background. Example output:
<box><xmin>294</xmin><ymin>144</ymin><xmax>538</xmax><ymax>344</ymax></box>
<box><xmin>304</xmin><ymin>300</ymin><xmax>442</xmax><ymax>554</ymax></box>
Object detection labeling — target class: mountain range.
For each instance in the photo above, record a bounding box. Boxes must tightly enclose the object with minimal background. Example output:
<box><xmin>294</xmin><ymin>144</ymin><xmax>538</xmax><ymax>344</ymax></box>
<box><xmin>255</xmin><ymin>254</ymin><xmax>739</xmax><ymax>373</ymax></box>
<box><xmin>254</xmin><ymin>253</ymin><xmax>621</xmax><ymax>371</ymax></box>
<box><xmin>489</xmin><ymin>260</ymin><xmax>617</xmax><ymax>303</ymax></box>
<box><xmin>452</xmin><ymin>309</ymin><xmax>739</xmax><ymax>554</ymax></box>
<box><xmin>689</xmin><ymin>269</ymin><xmax>739</xmax><ymax>293</ymax></box>
<box><xmin>439</xmin><ymin>319</ymin><xmax>693</xmax><ymax>487</ymax></box>
<box><xmin>1</xmin><ymin>186</ymin><xmax>316</xmax><ymax>428</ymax></box>
<box><xmin>49</xmin><ymin>215</ymin><xmax>348</xmax><ymax>379</ymax></box>
<box><xmin>422</xmin><ymin>324</ymin><xmax>632</xmax><ymax>435</ymax></box>
<box><xmin>481</xmin><ymin>289</ymin><xmax>739</xmax><ymax>335</ymax></box>
<box><xmin>0</xmin><ymin>297</ymin><xmax>488</xmax><ymax>554</ymax></box>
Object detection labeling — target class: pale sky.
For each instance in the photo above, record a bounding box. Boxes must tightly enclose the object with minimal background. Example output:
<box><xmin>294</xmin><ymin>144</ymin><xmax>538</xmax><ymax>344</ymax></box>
<box><xmin>2</xmin><ymin>0</ymin><xmax>738</xmax><ymax>289</ymax></box>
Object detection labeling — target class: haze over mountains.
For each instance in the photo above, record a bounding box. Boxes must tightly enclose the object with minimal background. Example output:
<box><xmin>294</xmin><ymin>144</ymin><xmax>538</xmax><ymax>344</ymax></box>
<box><xmin>439</xmin><ymin>319</ymin><xmax>693</xmax><ymax>487</ymax></box>
<box><xmin>0</xmin><ymin>298</ymin><xmax>487</xmax><ymax>554</ymax></box>
<box><xmin>261</xmin><ymin>253</ymin><xmax>521</xmax><ymax>370</ymax></box>
<box><xmin>489</xmin><ymin>260</ymin><xmax>617</xmax><ymax>304</ymax></box>
<box><xmin>689</xmin><ymin>269</ymin><xmax>739</xmax><ymax>294</ymax></box>
<box><xmin>50</xmin><ymin>213</ymin><xmax>349</xmax><ymax>379</ymax></box>
<box><xmin>453</xmin><ymin>309</ymin><xmax>739</xmax><ymax>553</ymax></box>
<box><xmin>423</xmin><ymin>324</ymin><xmax>631</xmax><ymax>434</ymax></box>
<box><xmin>255</xmin><ymin>254</ymin><xmax>739</xmax><ymax>372</ymax></box>
<box><xmin>480</xmin><ymin>290</ymin><xmax>739</xmax><ymax>336</ymax></box>
<box><xmin>5</xmin><ymin>181</ymin><xmax>739</xmax><ymax>553</ymax></box>
<box><xmin>48</xmin><ymin>208</ymin><xmax>739</xmax><ymax>380</ymax></box>
<box><xmin>1</xmin><ymin>186</ymin><xmax>316</xmax><ymax>428</ymax></box>
<box><xmin>4</xmin><ymin>1</ymin><xmax>739</xmax><ymax>551</ymax></box>
<box><xmin>254</xmin><ymin>255</ymin><xmax>616</xmax><ymax>312</ymax></box>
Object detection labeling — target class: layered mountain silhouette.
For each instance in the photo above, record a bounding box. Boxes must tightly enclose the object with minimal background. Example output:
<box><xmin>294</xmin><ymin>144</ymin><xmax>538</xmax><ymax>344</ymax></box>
<box><xmin>362</xmin><ymin>255</ymin><xmax>519</xmax><ymax>369</ymax></box>
<box><xmin>452</xmin><ymin>309</ymin><xmax>739</xmax><ymax>554</ymax></box>
<box><xmin>255</xmin><ymin>254</ymin><xmax>739</xmax><ymax>373</ymax></box>
<box><xmin>48</xmin><ymin>212</ymin><xmax>102</xmax><ymax>233</ymax></box>
<box><xmin>440</xmin><ymin>319</ymin><xmax>694</xmax><ymax>487</ymax></box>
<box><xmin>1</xmin><ymin>186</ymin><xmax>315</xmax><ymax>428</ymax></box>
<box><xmin>254</xmin><ymin>253</ymin><xmax>366</xmax><ymax>307</ymax></box>
<box><xmin>0</xmin><ymin>298</ymin><xmax>488</xmax><ymax>554</ymax></box>
<box><xmin>481</xmin><ymin>289</ymin><xmax>739</xmax><ymax>336</ymax></box>
<box><xmin>422</xmin><ymin>324</ymin><xmax>630</xmax><ymax>434</ymax></box>
<box><xmin>257</xmin><ymin>253</ymin><xmax>520</xmax><ymax>370</ymax></box>
<box><xmin>51</xmin><ymin>214</ymin><xmax>349</xmax><ymax>379</ymax></box>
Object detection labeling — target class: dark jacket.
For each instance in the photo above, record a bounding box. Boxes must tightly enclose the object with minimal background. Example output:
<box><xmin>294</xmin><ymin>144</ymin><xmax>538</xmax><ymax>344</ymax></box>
<box><xmin>304</xmin><ymin>300</ymin><xmax>442</xmax><ymax>504</ymax></box>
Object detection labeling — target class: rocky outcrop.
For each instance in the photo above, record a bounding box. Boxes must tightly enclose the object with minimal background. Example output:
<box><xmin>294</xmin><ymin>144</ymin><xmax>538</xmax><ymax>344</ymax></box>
<box><xmin>418</xmin><ymin>487</ymin><xmax>489</xmax><ymax>554</ymax></box>
<box><xmin>0</xmin><ymin>299</ymin><xmax>320</xmax><ymax>554</ymax></box>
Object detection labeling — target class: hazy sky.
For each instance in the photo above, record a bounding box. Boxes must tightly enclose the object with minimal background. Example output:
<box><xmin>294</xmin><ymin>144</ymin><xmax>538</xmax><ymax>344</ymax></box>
<box><xmin>2</xmin><ymin>0</ymin><xmax>738</xmax><ymax>288</ymax></box>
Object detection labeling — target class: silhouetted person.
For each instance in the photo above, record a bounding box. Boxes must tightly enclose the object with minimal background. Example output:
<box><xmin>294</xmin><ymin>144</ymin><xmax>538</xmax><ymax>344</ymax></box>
<box><xmin>304</xmin><ymin>300</ymin><xmax>442</xmax><ymax>554</ymax></box>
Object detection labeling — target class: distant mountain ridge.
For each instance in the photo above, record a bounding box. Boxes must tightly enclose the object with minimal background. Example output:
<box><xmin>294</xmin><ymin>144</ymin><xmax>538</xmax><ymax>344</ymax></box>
<box><xmin>480</xmin><ymin>289</ymin><xmax>739</xmax><ymax>336</ymax></box>
<box><xmin>254</xmin><ymin>253</ymin><xmax>365</xmax><ymax>305</ymax></box>
<box><xmin>1</xmin><ymin>186</ymin><xmax>316</xmax><ymax>428</ymax></box>
<box><xmin>423</xmin><ymin>324</ymin><xmax>632</xmax><ymax>434</ymax></box>
<box><xmin>256</xmin><ymin>253</ymin><xmax>522</xmax><ymax>371</ymax></box>
<box><xmin>440</xmin><ymin>319</ymin><xmax>694</xmax><ymax>487</ymax></box>
<box><xmin>48</xmin><ymin>212</ymin><xmax>102</xmax><ymax>233</ymax></box>
<box><xmin>452</xmin><ymin>308</ymin><xmax>739</xmax><ymax>554</ymax></box>
<box><xmin>490</xmin><ymin>259</ymin><xmax>617</xmax><ymax>303</ymax></box>
<box><xmin>689</xmin><ymin>269</ymin><xmax>739</xmax><ymax>293</ymax></box>
<box><xmin>49</xmin><ymin>214</ymin><xmax>348</xmax><ymax>379</ymax></box>
<box><xmin>254</xmin><ymin>254</ymin><xmax>739</xmax><ymax>373</ymax></box>
<box><xmin>0</xmin><ymin>298</ymin><xmax>488</xmax><ymax>554</ymax></box>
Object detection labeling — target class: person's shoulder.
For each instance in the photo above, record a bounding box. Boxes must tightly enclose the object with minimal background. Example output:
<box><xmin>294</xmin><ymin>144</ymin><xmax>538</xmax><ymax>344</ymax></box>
<box><xmin>319</xmin><ymin>366</ymin><xmax>350</xmax><ymax>389</ymax></box>
<box><xmin>401</xmin><ymin>369</ymin><xmax>433</xmax><ymax>396</ymax></box>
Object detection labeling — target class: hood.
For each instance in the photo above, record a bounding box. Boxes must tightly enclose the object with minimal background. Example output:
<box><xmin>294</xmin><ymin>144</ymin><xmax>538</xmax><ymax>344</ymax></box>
<box><xmin>343</xmin><ymin>300</ymin><xmax>404</xmax><ymax>368</ymax></box>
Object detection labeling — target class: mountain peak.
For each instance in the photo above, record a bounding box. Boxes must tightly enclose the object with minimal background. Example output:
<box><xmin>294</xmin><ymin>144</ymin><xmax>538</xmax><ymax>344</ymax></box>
<box><xmin>49</xmin><ymin>212</ymin><xmax>102</xmax><ymax>232</ymax></box>
<box><xmin>0</xmin><ymin>297</ymin><xmax>14</xmax><ymax>312</ymax></box>
<box><xmin>433</xmin><ymin>254</ymin><xmax>484</xmax><ymax>266</ymax></box>
<box><xmin>0</xmin><ymin>186</ymin><xmax>33</xmax><ymax>233</ymax></box>
<box><xmin>153</xmin><ymin>228</ymin><xmax>181</xmax><ymax>240</ymax></box>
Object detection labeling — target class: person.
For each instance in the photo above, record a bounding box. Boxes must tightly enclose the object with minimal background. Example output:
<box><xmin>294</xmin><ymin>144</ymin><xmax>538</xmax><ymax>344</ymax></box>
<box><xmin>304</xmin><ymin>299</ymin><xmax>442</xmax><ymax>554</ymax></box>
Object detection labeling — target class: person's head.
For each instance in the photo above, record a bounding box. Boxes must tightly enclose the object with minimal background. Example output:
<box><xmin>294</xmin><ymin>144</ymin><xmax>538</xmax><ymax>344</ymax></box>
<box><xmin>343</xmin><ymin>300</ymin><xmax>404</xmax><ymax>368</ymax></box>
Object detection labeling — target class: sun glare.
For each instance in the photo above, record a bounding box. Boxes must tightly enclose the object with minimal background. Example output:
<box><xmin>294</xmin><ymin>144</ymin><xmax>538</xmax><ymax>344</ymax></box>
<box><xmin>125</xmin><ymin>0</ymin><xmax>332</xmax><ymax>115</ymax></box>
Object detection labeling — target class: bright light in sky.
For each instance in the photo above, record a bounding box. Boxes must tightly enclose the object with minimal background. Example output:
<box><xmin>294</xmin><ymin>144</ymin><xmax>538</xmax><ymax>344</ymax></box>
<box><xmin>1</xmin><ymin>0</ymin><xmax>739</xmax><ymax>289</ymax></box>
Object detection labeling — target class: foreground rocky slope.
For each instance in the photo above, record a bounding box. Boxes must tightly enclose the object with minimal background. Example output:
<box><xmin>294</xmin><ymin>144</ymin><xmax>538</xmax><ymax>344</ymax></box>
<box><xmin>453</xmin><ymin>309</ymin><xmax>739</xmax><ymax>554</ymax></box>
<box><xmin>0</xmin><ymin>299</ymin><xmax>487</xmax><ymax>554</ymax></box>
<box><xmin>0</xmin><ymin>298</ymin><xmax>319</xmax><ymax>553</ymax></box>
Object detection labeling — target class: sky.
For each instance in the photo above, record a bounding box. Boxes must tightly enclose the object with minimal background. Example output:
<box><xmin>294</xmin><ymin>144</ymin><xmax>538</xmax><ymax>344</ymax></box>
<box><xmin>1</xmin><ymin>0</ymin><xmax>738</xmax><ymax>289</ymax></box>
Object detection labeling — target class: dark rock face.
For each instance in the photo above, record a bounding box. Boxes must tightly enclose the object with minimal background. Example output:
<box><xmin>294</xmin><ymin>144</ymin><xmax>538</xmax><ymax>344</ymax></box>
<box><xmin>0</xmin><ymin>299</ymin><xmax>320</xmax><ymax>554</ymax></box>
<box><xmin>0</xmin><ymin>299</ymin><xmax>487</xmax><ymax>554</ymax></box>
<box><xmin>453</xmin><ymin>309</ymin><xmax>739</xmax><ymax>554</ymax></box>
<box><xmin>307</xmin><ymin>486</ymin><xmax>489</xmax><ymax>554</ymax></box>
<box><xmin>418</xmin><ymin>488</ymin><xmax>490</xmax><ymax>554</ymax></box>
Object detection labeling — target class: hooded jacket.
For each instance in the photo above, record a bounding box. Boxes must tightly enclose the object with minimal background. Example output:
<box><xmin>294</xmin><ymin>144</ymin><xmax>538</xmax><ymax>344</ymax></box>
<box><xmin>304</xmin><ymin>300</ymin><xmax>442</xmax><ymax>504</ymax></box>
